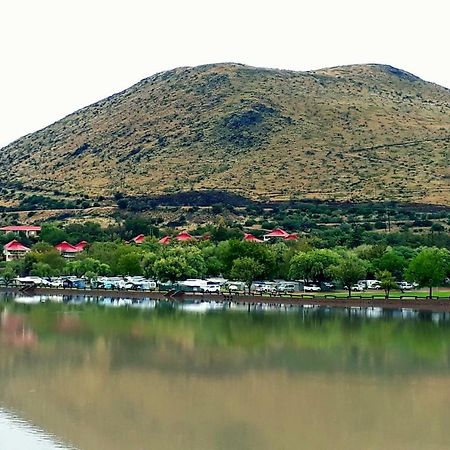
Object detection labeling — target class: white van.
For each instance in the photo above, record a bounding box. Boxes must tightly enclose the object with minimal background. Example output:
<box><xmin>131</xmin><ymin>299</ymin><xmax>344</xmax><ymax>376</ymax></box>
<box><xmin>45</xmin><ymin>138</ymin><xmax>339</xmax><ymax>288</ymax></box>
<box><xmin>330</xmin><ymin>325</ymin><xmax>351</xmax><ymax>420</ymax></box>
<box><xmin>178</xmin><ymin>279</ymin><xmax>220</xmax><ymax>293</ymax></box>
<box><xmin>365</xmin><ymin>280</ymin><xmax>381</xmax><ymax>289</ymax></box>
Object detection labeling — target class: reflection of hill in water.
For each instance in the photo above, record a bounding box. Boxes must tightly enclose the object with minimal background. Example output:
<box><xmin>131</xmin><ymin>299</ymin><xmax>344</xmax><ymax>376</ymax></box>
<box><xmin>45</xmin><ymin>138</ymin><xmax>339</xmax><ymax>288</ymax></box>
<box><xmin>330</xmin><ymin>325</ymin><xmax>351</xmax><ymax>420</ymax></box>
<box><xmin>0</xmin><ymin>303</ymin><xmax>449</xmax><ymax>450</ymax></box>
<box><xmin>1</xmin><ymin>304</ymin><xmax>450</xmax><ymax>376</ymax></box>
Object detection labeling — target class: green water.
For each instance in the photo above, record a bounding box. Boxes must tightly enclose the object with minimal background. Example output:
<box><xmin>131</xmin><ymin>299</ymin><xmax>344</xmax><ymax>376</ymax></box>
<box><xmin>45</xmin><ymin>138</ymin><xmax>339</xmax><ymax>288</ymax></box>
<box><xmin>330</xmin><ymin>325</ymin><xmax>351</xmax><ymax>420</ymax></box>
<box><xmin>0</xmin><ymin>295</ymin><xmax>449</xmax><ymax>450</ymax></box>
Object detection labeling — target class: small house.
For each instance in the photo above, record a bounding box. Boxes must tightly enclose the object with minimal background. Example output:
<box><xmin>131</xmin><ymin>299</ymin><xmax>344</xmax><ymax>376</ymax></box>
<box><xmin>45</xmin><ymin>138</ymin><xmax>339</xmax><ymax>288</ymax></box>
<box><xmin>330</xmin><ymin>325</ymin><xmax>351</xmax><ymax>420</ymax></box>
<box><xmin>55</xmin><ymin>241</ymin><xmax>82</xmax><ymax>258</ymax></box>
<box><xmin>3</xmin><ymin>240</ymin><xmax>31</xmax><ymax>261</ymax></box>
<box><xmin>263</xmin><ymin>228</ymin><xmax>290</xmax><ymax>242</ymax></box>
<box><xmin>0</xmin><ymin>225</ymin><xmax>41</xmax><ymax>238</ymax></box>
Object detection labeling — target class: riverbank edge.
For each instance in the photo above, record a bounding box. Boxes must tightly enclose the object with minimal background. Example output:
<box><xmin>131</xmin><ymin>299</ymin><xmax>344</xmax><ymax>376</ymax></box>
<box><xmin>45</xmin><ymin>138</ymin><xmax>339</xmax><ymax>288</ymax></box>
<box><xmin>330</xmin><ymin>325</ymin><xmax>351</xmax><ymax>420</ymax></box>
<box><xmin>1</xmin><ymin>287</ymin><xmax>450</xmax><ymax>312</ymax></box>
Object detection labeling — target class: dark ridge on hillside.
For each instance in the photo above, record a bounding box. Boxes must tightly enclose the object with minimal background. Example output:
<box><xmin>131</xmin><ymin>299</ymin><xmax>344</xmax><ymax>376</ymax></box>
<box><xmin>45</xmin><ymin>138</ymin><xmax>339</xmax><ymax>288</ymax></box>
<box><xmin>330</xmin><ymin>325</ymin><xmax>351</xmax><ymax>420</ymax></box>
<box><xmin>1</xmin><ymin>63</ymin><xmax>449</xmax><ymax>205</ymax></box>
<box><xmin>120</xmin><ymin>190</ymin><xmax>450</xmax><ymax>213</ymax></box>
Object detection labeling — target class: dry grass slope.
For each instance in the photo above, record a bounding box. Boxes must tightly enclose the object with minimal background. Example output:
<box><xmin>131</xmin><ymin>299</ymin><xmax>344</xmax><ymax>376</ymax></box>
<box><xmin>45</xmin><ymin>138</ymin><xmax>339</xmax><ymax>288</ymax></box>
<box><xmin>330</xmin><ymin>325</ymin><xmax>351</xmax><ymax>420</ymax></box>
<box><xmin>1</xmin><ymin>63</ymin><xmax>449</xmax><ymax>204</ymax></box>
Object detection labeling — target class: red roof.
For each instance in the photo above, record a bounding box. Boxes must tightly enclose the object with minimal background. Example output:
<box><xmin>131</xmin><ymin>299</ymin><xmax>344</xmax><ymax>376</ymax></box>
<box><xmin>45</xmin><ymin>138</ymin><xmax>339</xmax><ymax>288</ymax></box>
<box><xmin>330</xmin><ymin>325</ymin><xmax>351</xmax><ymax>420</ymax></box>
<box><xmin>55</xmin><ymin>241</ymin><xmax>81</xmax><ymax>253</ymax></box>
<box><xmin>243</xmin><ymin>233</ymin><xmax>263</xmax><ymax>242</ymax></box>
<box><xmin>74</xmin><ymin>241</ymin><xmax>88</xmax><ymax>250</ymax></box>
<box><xmin>284</xmin><ymin>233</ymin><xmax>299</xmax><ymax>241</ymax></box>
<box><xmin>265</xmin><ymin>228</ymin><xmax>289</xmax><ymax>238</ymax></box>
<box><xmin>4</xmin><ymin>240</ymin><xmax>30</xmax><ymax>252</ymax></box>
<box><xmin>158</xmin><ymin>236</ymin><xmax>171</xmax><ymax>245</ymax></box>
<box><xmin>0</xmin><ymin>225</ymin><xmax>41</xmax><ymax>232</ymax></box>
<box><xmin>131</xmin><ymin>234</ymin><xmax>146</xmax><ymax>244</ymax></box>
<box><xmin>176</xmin><ymin>231</ymin><xmax>194</xmax><ymax>241</ymax></box>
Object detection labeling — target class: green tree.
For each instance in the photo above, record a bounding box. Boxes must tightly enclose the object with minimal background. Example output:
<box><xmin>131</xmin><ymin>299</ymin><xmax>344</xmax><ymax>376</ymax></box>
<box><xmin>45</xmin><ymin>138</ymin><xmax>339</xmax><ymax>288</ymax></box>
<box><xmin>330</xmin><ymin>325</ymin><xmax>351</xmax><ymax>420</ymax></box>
<box><xmin>377</xmin><ymin>270</ymin><xmax>397</xmax><ymax>299</ymax></box>
<box><xmin>40</xmin><ymin>225</ymin><xmax>69</xmax><ymax>245</ymax></box>
<box><xmin>86</xmin><ymin>242</ymin><xmax>142</xmax><ymax>275</ymax></box>
<box><xmin>153</xmin><ymin>256</ymin><xmax>189</xmax><ymax>283</ymax></box>
<box><xmin>230</xmin><ymin>257</ymin><xmax>264</xmax><ymax>293</ymax></box>
<box><xmin>289</xmin><ymin>249</ymin><xmax>340</xmax><ymax>283</ymax></box>
<box><xmin>31</xmin><ymin>262</ymin><xmax>54</xmax><ymax>277</ymax></box>
<box><xmin>374</xmin><ymin>250</ymin><xmax>407</xmax><ymax>280</ymax></box>
<box><xmin>405</xmin><ymin>247</ymin><xmax>449</xmax><ymax>298</ymax></box>
<box><xmin>332</xmin><ymin>255</ymin><xmax>367</xmax><ymax>297</ymax></box>
<box><xmin>142</xmin><ymin>252</ymin><xmax>158</xmax><ymax>279</ymax></box>
<box><xmin>201</xmin><ymin>245</ymin><xmax>225</xmax><ymax>276</ymax></box>
<box><xmin>216</xmin><ymin>240</ymin><xmax>275</xmax><ymax>278</ymax></box>
<box><xmin>2</xmin><ymin>266</ymin><xmax>17</xmax><ymax>286</ymax></box>
<box><xmin>65</xmin><ymin>258</ymin><xmax>110</xmax><ymax>277</ymax></box>
<box><xmin>117</xmin><ymin>253</ymin><xmax>143</xmax><ymax>276</ymax></box>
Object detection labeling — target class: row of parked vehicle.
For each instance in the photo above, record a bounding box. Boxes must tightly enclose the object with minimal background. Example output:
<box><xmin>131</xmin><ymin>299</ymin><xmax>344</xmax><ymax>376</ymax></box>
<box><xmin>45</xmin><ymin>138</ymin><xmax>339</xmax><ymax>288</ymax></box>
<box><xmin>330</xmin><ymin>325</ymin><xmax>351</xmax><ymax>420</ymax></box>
<box><xmin>9</xmin><ymin>276</ymin><xmax>420</xmax><ymax>293</ymax></box>
<box><xmin>349</xmin><ymin>280</ymin><xmax>419</xmax><ymax>292</ymax></box>
<box><xmin>12</xmin><ymin>276</ymin><xmax>158</xmax><ymax>291</ymax></box>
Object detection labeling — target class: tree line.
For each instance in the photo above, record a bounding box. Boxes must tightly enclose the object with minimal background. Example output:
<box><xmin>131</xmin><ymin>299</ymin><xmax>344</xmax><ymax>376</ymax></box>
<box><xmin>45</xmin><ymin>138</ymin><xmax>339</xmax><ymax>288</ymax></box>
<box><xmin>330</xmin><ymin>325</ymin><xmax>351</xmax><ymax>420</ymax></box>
<box><xmin>1</xmin><ymin>224</ymin><xmax>449</xmax><ymax>297</ymax></box>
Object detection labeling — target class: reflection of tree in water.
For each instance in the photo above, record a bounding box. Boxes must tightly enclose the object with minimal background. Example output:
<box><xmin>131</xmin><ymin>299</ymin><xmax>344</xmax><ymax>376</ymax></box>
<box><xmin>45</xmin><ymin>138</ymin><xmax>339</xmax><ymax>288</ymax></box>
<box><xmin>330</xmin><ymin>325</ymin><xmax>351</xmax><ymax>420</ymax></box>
<box><xmin>0</xmin><ymin>303</ymin><xmax>449</xmax><ymax>377</ymax></box>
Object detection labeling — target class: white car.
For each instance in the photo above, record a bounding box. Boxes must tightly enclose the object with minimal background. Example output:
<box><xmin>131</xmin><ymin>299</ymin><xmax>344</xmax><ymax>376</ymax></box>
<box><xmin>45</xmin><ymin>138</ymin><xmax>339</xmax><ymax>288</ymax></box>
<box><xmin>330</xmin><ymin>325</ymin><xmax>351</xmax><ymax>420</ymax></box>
<box><xmin>304</xmin><ymin>284</ymin><xmax>321</xmax><ymax>292</ymax></box>
<box><xmin>351</xmin><ymin>284</ymin><xmax>365</xmax><ymax>292</ymax></box>
<box><xmin>398</xmin><ymin>281</ymin><xmax>414</xmax><ymax>290</ymax></box>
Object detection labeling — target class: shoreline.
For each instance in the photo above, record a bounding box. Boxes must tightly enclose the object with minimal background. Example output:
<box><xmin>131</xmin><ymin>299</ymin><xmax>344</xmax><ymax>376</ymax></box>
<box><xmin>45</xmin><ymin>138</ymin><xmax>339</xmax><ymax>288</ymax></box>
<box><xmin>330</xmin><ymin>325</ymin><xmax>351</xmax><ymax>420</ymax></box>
<box><xmin>1</xmin><ymin>287</ymin><xmax>450</xmax><ymax>312</ymax></box>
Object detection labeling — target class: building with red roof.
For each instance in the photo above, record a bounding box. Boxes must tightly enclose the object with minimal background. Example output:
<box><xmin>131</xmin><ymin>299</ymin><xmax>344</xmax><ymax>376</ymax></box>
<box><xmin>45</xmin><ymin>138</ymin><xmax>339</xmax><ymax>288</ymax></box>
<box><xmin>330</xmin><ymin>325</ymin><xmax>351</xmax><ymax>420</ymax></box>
<box><xmin>0</xmin><ymin>225</ymin><xmax>41</xmax><ymax>238</ymax></box>
<box><xmin>55</xmin><ymin>241</ymin><xmax>82</xmax><ymax>258</ymax></box>
<box><xmin>176</xmin><ymin>231</ymin><xmax>194</xmax><ymax>242</ymax></box>
<box><xmin>263</xmin><ymin>228</ymin><xmax>289</xmax><ymax>241</ymax></box>
<box><xmin>3</xmin><ymin>240</ymin><xmax>31</xmax><ymax>261</ymax></box>
<box><xmin>284</xmin><ymin>233</ymin><xmax>299</xmax><ymax>241</ymax></box>
<box><xmin>158</xmin><ymin>236</ymin><xmax>171</xmax><ymax>245</ymax></box>
<box><xmin>243</xmin><ymin>233</ymin><xmax>263</xmax><ymax>243</ymax></box>
<box><xmin>74</xmin><ymin>241</ymin><xmax>88</xmax><ymax>250</ymax></box>
<box><xmin>131</xmin><ymin>234</ymin><xmax>146</xmax><ymax>245</ymax></box>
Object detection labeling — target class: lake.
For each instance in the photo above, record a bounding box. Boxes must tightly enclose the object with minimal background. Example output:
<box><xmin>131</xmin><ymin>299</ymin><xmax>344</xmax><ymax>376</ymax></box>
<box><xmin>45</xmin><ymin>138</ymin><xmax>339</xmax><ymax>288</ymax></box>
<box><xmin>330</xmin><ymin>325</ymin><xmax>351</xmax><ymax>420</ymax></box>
<box><xmin>0</xmin><ymin>294</ymin><xmax>449</xmax><ymax>450</ymax></box>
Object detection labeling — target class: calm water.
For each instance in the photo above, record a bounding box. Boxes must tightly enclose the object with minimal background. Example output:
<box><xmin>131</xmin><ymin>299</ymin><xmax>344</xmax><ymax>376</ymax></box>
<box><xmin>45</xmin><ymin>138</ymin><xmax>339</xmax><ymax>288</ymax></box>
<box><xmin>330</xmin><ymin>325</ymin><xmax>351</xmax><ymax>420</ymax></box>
<box><xmin>0</xmin><ymin>294</ymin><xmax>449</xmax><ymax>450</ymax></box>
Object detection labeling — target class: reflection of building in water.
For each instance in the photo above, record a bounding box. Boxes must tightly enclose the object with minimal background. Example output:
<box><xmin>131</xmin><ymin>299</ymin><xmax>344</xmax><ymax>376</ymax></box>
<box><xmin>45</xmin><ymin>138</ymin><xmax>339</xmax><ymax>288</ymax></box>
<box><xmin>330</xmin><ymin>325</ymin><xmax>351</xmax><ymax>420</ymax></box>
<box><xmin>0</xmin><ymin>309</ymin><xmax>38</xmax><ymax>347</ymax></box>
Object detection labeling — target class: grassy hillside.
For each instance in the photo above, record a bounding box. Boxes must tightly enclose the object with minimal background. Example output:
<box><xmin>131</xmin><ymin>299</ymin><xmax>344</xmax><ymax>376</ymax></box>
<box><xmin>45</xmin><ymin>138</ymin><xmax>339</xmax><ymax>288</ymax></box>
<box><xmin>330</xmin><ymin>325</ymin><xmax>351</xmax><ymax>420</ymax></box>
<box><xmin>1</xmin><ymin>63</ymin><xmax>449</xmax><ymax>204</ymax></box>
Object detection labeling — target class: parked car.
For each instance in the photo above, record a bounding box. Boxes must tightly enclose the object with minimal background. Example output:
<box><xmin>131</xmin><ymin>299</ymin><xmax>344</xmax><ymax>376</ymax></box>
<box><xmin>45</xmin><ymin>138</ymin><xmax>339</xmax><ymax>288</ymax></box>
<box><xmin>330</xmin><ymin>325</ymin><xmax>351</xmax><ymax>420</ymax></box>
<box><xmin>277</xmin><ymin>283</ymin><xmax>296</xmax><ymax>293</ymax></box>
<box><xmin>304</xmin><ymin>284</ymin><xmax>321</xmax><ymax>292</ymax></box>
<box><xmin>398</xmin><ymin>281</ymin><xmax>414</xmax><ymax>290</ymax></box>
<box><xmin>351</xmin><ymin>284</ymin><xmax>365</xmax><ymax>292</ymax></box>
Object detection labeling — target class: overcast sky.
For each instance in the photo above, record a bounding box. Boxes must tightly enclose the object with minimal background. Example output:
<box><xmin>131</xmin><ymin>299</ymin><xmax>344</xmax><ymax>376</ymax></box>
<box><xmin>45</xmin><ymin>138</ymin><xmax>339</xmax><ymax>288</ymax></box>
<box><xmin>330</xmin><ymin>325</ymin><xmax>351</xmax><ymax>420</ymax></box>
<box><xmin>0</xmin><ymin>0</ymin><xmax>449</xmax><ymax>148</ymax></box>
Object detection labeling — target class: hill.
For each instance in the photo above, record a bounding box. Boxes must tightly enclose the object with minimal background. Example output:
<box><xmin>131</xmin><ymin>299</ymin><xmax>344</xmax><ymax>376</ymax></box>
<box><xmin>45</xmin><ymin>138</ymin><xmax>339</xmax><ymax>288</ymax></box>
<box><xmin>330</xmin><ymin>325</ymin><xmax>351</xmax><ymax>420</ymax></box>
<box><xmin>1</xmin><ymin>63</ymin><xmax>449</xmax><ymax>205</ymax></box>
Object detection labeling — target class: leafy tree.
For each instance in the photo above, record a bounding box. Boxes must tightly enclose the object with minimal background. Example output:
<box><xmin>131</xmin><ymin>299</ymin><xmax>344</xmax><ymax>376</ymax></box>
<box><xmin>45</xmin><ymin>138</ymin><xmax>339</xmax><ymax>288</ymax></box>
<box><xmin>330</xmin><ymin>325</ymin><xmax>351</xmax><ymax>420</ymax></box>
<box><xmin>201</xmin><ymin>245</ymin><xmax>224</xmax><ymax>276</ymax></box>
<box><xmin>142</xmin><ymin>252</ymin><xmax>158</xmax><ymax>279</ymax></box>
<box><xmin>65</xmin><ymin>258</ymin><xmax>110</xmax><ymax>277</ymax></box>
<box><xmin>162</xmin><ymin>246</ymin><xmax>206</xmax><ymax>279</ymax></box>
<box><xmin>405</xmin><ymin>247</ymin><xmax>450</xmax><ymax>298</ymax></box>
<box><xmin>123</xmin><ymin>216</ymin><xmax>158</xmax><ymax>239</ymax></box>
<box><xmin>2</xmin><ymin>267</ymin><xmax>17</xmax><ymax>286</ymax></box>
<box><xmin>31</xmin><ymin>262</ymin><xmax>54</xmax><ymax>277</ymax></box>
<box><xmin>40</xmin><ymin>225</ymin><xmax>69</xmax><ymax>245</ymax></box>
<box><xmin>31</xmin><ymin>241</ymin><xmax>54</xmax><ymax>253</ymax></box>
<box><xmin>84</xmin><ymin>271</ymin><xmax>97</xmax><ymax>283</ymax></box>
<box><xmin>332</xmin><ymin>255</ymin><xmax>367</xmax><ymax>297</ymax></box>
<box><xmin>230</xmin><ymin>257</ymin><xmax>264</xmax><ymax>293</ymax></box>
<box><xmin>374</xmin><ymin>250</ymin><xmax>407</xmax><ymax>280</ymax></box>
<box><xmin>289</xmin><ymin>249</ymin><xmax>340</xmax><ymax>283</ymax></box>
<box><xmin>216</xmin><ymin>240</ymin><xmax>276</xmax><ymax>278</ymax></box>
<box><xmin>153</xmin><ymin>256</ymin><xmax>189</xmax><ymax>283</ymax></box>
<box><xmin>117</xmin><ymin>253</ymin><xmax>143</xmax><ymax>276</ymax></box>
<box><xmin>377</xmin><ymin>270</ymin><xmax>397</xmax><ymax>299</ymax></box>
<box><xmin>64</xmin><ymin>221</ymin><xmax>107</xmax><ymax>243</ymax></box>
<box><xmin>86</xmin><ymin>242</ymin><xmax>142</xmax><ymax>274</ymax></box>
